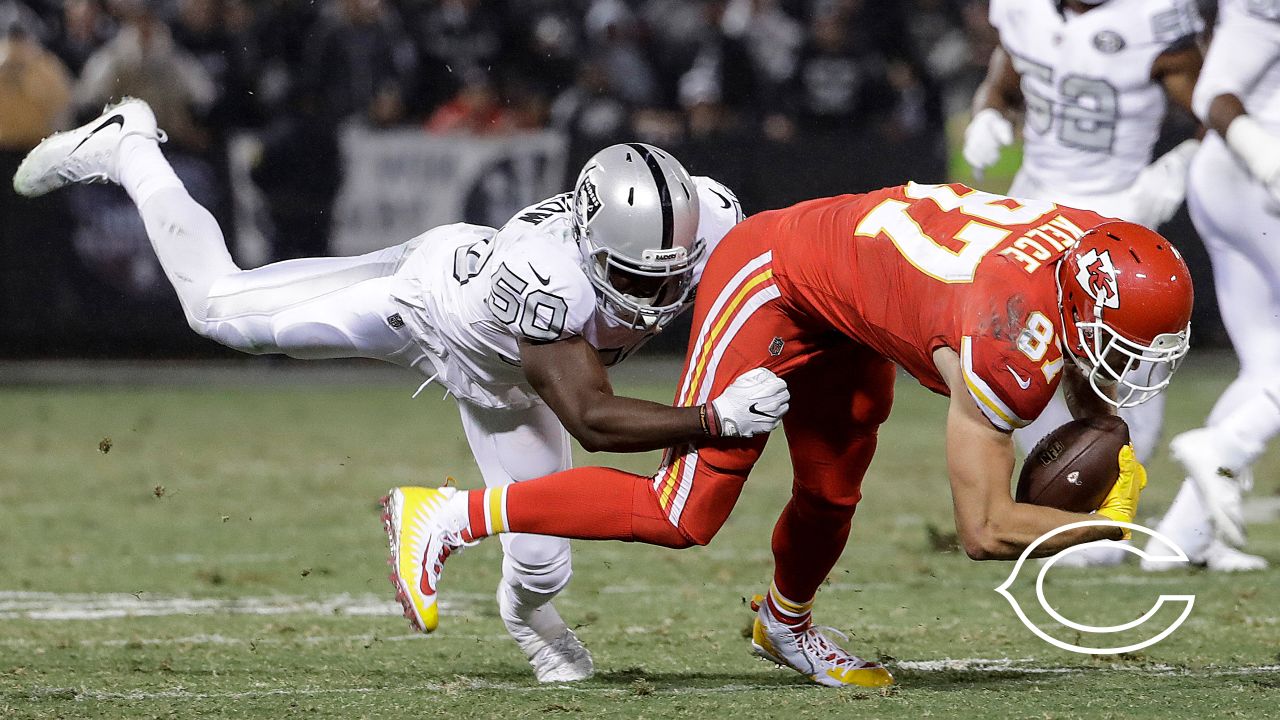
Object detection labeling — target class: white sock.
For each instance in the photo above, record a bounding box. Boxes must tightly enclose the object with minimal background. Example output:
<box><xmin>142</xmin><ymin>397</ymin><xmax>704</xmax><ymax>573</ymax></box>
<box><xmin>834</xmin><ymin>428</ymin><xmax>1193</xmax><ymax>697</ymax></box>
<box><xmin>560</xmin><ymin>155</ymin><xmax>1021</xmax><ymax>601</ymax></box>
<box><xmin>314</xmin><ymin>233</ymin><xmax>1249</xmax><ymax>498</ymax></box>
<box><xmin>137</xmin><ymin>187</ymin><xmax>238</xmax><ymax>325</ymax></box>
<box><xmin>1211</xmin><ymin>386</ymin><xmax>1280</xmax><ymax>466</ymax></box>
<box><xmin>1150</xmin><ymin>479</ymin><xmax>1214</xmax><ymax>561</ymax></box>
<box><xmin>118</xmin><ymin>134</ymin><xmax>183</xmax><ymax>207</ymax></box>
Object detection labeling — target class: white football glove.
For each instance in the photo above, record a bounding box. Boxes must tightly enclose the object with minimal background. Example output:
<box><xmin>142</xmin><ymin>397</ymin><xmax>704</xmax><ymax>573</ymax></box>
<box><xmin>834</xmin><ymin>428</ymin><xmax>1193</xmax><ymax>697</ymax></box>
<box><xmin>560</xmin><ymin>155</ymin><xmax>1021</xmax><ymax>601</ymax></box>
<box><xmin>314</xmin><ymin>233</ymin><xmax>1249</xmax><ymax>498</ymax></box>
<box><xmin>707</xmin><ymin>368</ymin><xmax>789</xmax><ymax>438</ymax></box>
<box><xmin>1127</xmin><ymin>138</ymin><xmax>1200</xmax><ymax>227</ymax></box>
<box><xmin>963</xmin><ymin>108</ymin><xmax>1015</xmax><ymax>178</ymax></box>
<box><xmin>1226</xmin><ymin>115</ymin><xmax>1280</xmax><ymax>207</ymax></box>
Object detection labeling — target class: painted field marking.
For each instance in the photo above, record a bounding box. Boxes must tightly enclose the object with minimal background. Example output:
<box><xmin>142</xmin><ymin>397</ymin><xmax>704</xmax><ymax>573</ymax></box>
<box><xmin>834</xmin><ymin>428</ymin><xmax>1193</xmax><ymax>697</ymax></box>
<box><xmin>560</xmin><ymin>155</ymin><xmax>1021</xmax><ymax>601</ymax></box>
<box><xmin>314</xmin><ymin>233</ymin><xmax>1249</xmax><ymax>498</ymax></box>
<box><xmin>23</xmin><ymin>662</ymin><xmax>1280</xmax><ymax>705</ymax></box>
<box><xmin>0</xmin><ymin>591</ymin><xmax>491</xmax><ymax>622</ymax></box>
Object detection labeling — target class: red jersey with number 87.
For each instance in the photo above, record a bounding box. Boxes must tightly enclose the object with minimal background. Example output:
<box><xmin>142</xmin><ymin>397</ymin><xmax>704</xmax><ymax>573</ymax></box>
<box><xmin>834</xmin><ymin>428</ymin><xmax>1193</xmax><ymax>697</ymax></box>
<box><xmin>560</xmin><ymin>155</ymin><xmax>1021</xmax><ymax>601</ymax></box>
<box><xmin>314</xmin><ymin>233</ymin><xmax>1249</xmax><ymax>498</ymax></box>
<box><xmin>764</xmin><ymin>182</ymin><xmax>1110</xmax><ymax>432</ymax></box>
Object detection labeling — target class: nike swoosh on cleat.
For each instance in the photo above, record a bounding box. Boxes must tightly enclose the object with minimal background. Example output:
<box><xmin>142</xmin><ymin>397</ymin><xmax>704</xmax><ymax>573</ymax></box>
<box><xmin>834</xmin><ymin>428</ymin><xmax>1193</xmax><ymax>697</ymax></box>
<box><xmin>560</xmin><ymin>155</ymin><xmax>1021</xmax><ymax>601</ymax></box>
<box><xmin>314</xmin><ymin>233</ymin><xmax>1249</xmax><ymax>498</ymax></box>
<box><xmin>71</xmin><ymin>114</ymin><xmax>124</xmax><ymax>154</ymax></box>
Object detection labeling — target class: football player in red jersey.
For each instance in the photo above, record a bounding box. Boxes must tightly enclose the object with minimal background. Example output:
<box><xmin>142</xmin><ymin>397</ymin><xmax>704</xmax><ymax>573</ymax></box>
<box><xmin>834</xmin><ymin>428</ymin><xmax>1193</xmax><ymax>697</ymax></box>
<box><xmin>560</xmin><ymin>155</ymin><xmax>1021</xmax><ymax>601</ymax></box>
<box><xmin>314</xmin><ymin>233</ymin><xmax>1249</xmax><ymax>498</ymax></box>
<box><xmin>382</xmin><ymin>182</ymin><xmax>1193</xmax><ymax>687</ymax></box>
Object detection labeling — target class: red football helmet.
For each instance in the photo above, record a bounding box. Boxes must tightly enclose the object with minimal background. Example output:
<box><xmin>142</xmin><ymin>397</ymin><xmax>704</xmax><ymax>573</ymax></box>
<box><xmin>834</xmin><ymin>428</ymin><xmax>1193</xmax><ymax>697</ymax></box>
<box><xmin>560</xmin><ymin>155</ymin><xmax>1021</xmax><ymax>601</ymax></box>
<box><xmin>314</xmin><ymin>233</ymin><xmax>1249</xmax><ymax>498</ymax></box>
<box><xmin>1056</xmin><ymin>221</ymin><xmax>1193</xmax><ymax>408</ymax></box>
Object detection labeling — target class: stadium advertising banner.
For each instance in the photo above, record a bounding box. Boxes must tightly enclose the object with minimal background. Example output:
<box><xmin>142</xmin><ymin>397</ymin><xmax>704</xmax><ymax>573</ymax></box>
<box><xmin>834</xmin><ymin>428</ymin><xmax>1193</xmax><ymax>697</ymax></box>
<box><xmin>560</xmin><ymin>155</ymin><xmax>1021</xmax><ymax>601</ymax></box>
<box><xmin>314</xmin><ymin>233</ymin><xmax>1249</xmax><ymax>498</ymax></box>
<box><xmin>331</xmin><ymin>128</ymin><xmax>569</xmax><ymax>256</ymax></box>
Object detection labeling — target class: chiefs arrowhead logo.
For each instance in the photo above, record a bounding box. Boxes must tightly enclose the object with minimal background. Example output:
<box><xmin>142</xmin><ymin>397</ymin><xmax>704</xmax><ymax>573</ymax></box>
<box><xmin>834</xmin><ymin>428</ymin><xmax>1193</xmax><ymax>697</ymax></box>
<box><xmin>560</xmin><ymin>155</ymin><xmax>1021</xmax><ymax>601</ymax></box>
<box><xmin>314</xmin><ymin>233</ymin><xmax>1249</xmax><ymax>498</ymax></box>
<box><xmin>1074</xmin><ymin>249</ymin><xmax>1120</xmax><ymax>310</ymax></box>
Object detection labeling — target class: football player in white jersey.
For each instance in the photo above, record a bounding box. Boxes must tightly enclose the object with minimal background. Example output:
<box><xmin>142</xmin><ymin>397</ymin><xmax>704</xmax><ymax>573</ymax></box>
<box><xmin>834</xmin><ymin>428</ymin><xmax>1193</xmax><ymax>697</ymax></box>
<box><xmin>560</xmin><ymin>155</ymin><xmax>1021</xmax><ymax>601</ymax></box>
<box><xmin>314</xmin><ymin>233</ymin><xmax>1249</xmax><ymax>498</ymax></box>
<box><xmin>964</xmin><ymin>0</ymin><xmax>1204</xmax><ymax>565</ymax></box>
<box><xmin>1142</xmin><ymin>0</ymin><xmax>1280</xmax><ymax>572</ymax></box>
<box><xmin>12</xmin><ymin>99</ymin><xmax>790</xmax><ymax>679</ymax></box>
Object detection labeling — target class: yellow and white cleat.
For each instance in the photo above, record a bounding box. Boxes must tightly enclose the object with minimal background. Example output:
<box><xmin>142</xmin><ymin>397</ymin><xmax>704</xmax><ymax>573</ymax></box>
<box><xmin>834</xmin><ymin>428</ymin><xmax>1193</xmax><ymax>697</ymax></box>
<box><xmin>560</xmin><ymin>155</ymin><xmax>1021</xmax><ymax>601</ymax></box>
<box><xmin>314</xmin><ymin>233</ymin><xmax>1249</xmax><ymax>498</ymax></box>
<box><xmin>749</xmin><ymin>594</ymin><xmax>894</xmax><ymax>688</ymax></box>
<box><xmin>380</xmin><ymin>486</ymin><xmax>471</xmax><ymax>633</ymax></box>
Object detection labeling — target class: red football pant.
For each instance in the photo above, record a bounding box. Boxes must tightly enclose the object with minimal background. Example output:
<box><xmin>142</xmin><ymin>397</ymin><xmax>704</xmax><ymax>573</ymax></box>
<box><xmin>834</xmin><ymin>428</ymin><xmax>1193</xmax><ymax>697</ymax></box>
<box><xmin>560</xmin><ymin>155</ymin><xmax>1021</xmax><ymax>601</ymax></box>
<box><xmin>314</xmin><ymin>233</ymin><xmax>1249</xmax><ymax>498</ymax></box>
<box><xmin>482</xmin><ymin>216</ymin><xmax>896</xmax><ymax>606</ymax></box>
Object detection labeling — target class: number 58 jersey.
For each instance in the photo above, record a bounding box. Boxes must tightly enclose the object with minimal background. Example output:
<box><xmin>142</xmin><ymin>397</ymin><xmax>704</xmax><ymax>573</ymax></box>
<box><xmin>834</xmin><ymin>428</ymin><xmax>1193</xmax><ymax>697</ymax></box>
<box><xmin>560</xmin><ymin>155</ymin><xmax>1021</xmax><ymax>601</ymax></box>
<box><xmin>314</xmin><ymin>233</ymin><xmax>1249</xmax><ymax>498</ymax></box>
<box><xmin>767</xmin><ymin>183</ymin><xmax>1109</xmax><ymax>432</ymax></box>
<box><xmin>991</xmin><ymin>0</ymin><xmax>1202</xmax><ymax>196</ymax></box>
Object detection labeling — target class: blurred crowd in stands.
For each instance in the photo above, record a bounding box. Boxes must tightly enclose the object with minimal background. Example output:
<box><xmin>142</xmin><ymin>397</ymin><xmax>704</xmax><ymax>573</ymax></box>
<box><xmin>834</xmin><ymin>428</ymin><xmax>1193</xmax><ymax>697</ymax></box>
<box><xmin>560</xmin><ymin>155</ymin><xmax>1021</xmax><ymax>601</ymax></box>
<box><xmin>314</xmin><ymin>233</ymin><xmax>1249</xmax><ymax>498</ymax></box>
<box><xmin>0</xmin><ymin>0</ymin><xmax>998</xmax><ymax>150</ymax></box>
<box><xmin>0</xmin><ymin>0</ymin><xmax>998</xmax><ymax>263</ymax></box>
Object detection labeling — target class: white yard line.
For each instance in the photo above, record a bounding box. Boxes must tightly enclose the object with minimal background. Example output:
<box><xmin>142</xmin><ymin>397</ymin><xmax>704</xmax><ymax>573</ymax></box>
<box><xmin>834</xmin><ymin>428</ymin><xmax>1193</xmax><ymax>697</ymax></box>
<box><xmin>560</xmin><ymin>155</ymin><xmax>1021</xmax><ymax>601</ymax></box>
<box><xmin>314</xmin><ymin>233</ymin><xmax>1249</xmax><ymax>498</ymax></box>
<box><xmin>893</xmin><ymin>658</ymin><xmax>1280</xmax><ymax>677</ymax></box>
<box><xmin>0</xmin><ymin>591</ymin><xmax>490</xmax><ymax>622</ymax></box>
<box><xmin>25</xmin><ymin>662</ymin><xmax>1280</xmax><ymax>704</ymax></box>
<box><xmin>26</xmin><ymin>682</ymin><xmax>804</xmax><ymax>702</ymax></box>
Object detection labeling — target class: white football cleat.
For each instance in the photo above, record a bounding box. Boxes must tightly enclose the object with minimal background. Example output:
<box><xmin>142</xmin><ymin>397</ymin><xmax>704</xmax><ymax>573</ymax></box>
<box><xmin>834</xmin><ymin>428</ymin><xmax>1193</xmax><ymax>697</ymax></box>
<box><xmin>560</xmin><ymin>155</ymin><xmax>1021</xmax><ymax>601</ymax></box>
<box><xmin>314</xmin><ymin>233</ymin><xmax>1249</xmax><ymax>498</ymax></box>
<box><xmin>13</xmin><ymin>97</ymin><xmax>165</xmax><ymax>198</ymax></box>
<box><xmin>1202</xmin><ymin>540</ymin><xmax>1269</xmax><ymax>572</ymax></box>
<box><xmin>749</xmin><ymin>595</ymin><xmax>893</xmax><ymax>688</ymax></box>
<box><xmin>1140</xmin><ymin>536</ymin><xmax>1268</xmax><ymax>572</ymax></box>
<box><xmin>380</xmin><ymin>486</ymin><xmax>471</xmax><ymax>633</ymax></box>
<box><xmin>1046</xmin><ymin>541</ymin><xmax>1129</xmax><ymax>568</ymax></box>
<box><xmin>497</xmin><ymin>583</ymin><xmax>593</xmax><ymax>682</ymax></box>
<box><xmin>1170</xmin><ymin>429</ymin><xmax>1249</xmax><ymax>547</ymax></box>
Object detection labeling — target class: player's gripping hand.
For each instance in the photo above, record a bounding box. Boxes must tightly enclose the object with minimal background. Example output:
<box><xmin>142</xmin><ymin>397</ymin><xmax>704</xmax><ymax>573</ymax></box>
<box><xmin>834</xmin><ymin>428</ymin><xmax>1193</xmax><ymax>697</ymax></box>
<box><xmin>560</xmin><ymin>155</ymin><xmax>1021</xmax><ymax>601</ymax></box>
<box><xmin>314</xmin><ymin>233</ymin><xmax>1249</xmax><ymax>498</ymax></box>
<box><xmin>1095</xmin><ymin>444</ymin><xmax>1148</xmax><ymax>540</ymax></box>
<box><xmin>705</xmin><ymin>368</ymin><xmax>790</xmax><ymax>438</ymax></box>
<box><xmin>1129</xmin><ymin>138</ymin><xmax>1199</xmax><ymax>227</ymax></box>
<box><xmin>1226</xmin><ymin>115</ymin><xmax>1280</xmax><ymax>207</ymax></box>
<box><xmin>962</xmin><ymin>108</ymin><xmax>1014</xmax><ymax>177</ymax></box>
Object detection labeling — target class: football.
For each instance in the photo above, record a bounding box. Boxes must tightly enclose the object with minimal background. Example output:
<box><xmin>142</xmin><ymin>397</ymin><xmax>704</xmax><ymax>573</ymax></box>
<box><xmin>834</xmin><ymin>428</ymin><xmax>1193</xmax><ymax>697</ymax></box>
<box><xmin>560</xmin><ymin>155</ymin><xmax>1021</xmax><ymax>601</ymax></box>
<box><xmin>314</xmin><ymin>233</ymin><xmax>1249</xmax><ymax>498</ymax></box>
<box><xmin>1016</xmin><ymin>415</ymin><xmax>1130</xmax><ymax>513</ymax></box>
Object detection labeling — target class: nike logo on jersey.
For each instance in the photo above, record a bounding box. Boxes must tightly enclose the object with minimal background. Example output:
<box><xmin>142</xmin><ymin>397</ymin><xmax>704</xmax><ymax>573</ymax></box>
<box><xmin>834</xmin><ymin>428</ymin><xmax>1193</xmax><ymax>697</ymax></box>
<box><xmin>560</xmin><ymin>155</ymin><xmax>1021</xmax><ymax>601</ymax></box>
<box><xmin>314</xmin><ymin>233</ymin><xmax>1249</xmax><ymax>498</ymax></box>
<box><xmin>72</xmin><ymin>114</ymin><xmax>124</xmax><ymax>154</ymax></box>
<box><xmin>1005</xmin><ymin>365</ymin><xmax>1031</xmax><ymax>390</ymax></box>
<box><xmin>529</xmin><ymin>264</ymin><xmax>551</xmax><ymax>286</ymax></box>
<box><xmin>709</xmin><ymin>188</ymin><xmax>733</xmax><ymax>209</ymax></box>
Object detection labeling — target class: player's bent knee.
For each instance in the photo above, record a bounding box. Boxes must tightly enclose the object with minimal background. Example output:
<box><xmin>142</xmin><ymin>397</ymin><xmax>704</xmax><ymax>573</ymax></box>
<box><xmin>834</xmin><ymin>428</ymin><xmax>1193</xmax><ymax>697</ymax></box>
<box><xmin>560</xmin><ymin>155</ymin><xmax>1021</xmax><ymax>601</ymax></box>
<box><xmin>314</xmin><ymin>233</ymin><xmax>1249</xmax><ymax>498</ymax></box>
<box><xmin>791</xmin><ymin>482</ymin><xmax>860</xmax><ymax>519</ymax></box>
<box><xmin>676</xmin><ymin>516</ymin><xmax>728</xmax><ymax>548</ymax></box>
<box><xmin>502</xmin><ymin>534</ymin><xmax>572</xmax><ymax>594</ymax></box>
<box><xmin>200</xmin><ymin>319</ymin><xmax>273</xmax><ymax>355</ymax></box>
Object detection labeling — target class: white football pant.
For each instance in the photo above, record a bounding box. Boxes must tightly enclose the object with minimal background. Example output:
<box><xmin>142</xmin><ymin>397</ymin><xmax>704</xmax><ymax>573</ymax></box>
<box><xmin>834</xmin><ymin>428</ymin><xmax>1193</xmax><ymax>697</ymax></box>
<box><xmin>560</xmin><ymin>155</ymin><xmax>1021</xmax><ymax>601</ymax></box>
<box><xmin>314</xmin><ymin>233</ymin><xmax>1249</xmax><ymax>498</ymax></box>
<box><xmin>125</xmin><ymin>142</ymin><xmax>573</xmax><ymax>614</ymax></box>
<box><xmin>1153</xmin><ymin>134</ymin><xmax>1280</xmax><ymax>556</ymax></box>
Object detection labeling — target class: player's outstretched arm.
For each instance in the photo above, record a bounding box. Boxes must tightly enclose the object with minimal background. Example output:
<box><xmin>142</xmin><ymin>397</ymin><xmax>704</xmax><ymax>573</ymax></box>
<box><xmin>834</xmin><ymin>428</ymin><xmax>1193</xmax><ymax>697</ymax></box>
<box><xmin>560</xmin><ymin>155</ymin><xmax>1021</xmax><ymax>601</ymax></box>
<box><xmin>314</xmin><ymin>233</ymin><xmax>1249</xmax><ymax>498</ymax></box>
<box><xmin>963</xmin><ymin>45</ymin><xmax>1021</xmax><ymax>176</ymax></box>
<box><xmin>521</xmin><ymin>336</ymin><xmax>788</xmax><ymax>453</ymax></box>
<box><xmin>1193</xmin><ymin>8</ymin><xmax>1280</xmax><ymax>200</ymax></box>
<box><xmin>935</xmin><ymin>348</ymin><xmax>1124</xmax><ymax>561</ymax></box>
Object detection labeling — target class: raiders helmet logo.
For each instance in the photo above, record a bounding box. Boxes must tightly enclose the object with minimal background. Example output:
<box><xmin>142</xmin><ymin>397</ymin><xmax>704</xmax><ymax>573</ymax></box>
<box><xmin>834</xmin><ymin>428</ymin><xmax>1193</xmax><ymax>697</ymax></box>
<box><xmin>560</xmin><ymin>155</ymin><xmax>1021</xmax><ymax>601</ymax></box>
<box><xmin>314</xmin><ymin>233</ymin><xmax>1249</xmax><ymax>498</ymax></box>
<box><xmin>1074</xmin><ymin>249</ymin><xmax>1120</xmax><ymax>310</ymax></box>
<box><xmin>577</xmin><ymin>175</ymin><xmax>603</xmax><ymax>225</ymax></box>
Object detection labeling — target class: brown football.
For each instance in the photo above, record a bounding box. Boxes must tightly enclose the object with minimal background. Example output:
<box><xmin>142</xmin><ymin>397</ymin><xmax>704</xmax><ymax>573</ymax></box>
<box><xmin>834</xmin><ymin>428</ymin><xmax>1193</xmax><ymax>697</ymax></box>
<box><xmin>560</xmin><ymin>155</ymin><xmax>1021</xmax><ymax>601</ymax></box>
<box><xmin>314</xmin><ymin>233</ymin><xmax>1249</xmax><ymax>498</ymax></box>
<box><xmin>1016</xmin><ymin>416</ymin><xmax>1130</xmax><ymax>513</ymax></box>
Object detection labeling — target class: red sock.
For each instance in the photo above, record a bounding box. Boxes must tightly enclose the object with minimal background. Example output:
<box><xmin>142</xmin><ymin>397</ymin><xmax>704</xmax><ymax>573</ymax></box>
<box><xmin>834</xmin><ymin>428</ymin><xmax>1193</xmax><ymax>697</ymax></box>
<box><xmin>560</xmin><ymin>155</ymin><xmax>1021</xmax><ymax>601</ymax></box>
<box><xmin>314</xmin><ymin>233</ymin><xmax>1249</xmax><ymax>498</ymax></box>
<box><xmin>458</xmin><ymin>467</ymin><xmax>690</xmax><ymax>548</ymax></box>
<box><xmin>769</xmin><ymin>493</ymin><xmax>855</xmax><ymax>611</ymax></box>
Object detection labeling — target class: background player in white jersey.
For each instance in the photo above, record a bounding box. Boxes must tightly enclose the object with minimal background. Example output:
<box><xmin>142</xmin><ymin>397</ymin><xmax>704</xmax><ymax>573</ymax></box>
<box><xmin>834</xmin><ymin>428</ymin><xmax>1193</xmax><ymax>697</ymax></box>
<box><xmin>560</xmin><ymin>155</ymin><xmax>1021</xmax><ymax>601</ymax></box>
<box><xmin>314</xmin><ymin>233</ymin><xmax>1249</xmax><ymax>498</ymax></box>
<box><xmin>12</xmin><ymin>99</ymin><xmax>790</xmax><ymax>680</ymax></box>
<box><xmin>964</xmin><ymin>0</ymin><xmax>1204</xmax><ymax>510</ymax></box>
<box><xmin>1143</xmin><ymin>0</ymin><xmax>1280</xmax><ymax>572</ymax></box>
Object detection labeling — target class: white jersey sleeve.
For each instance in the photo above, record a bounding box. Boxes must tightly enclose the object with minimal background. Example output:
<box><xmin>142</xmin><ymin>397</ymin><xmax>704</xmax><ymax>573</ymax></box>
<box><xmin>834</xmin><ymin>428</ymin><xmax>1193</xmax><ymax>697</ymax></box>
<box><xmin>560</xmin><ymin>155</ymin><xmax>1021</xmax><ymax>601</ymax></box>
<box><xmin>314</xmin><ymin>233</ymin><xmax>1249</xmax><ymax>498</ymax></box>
<box><xmin>690</xmin><ymin>176</ymin><xmax>744</xmax><ymax>285</ymax></box>
<box><xmin>1193</xmin><ymin>1</ymin><xmax>1280</xmax><ymax>125</ymax></box>
<box><xmin>485</xmin><ymin>233</ymin><xmax>595</xmax><ymax>344</ymax></box>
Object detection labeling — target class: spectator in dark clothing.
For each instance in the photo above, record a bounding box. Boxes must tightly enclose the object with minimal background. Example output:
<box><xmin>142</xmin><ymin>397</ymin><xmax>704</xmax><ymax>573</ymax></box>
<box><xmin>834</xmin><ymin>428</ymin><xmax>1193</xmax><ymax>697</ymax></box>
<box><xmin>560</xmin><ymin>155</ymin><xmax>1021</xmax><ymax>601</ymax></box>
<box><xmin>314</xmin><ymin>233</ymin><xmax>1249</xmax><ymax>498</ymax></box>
<box><xmin>171</xmin><ymin>0</ymin><xmax>261</xmax><ymax>133</ymax></box>
<box><xmin>301</xmin><ymin>0</ymin><xmax>417</xmax><ymax>128</ymax></box>
<box><xmin>412</xmin><ymin>0</ymin><xmax>503</xmax><ymax>118</ymax></box>
<box><xmin>50</xmin><ymin>0</ymin><xmax>113</xmax><ymax>76</ymax></box>
<box><xmin>249</xmin><ymin>91</ymin><xmax>342</xmax><ymax>262</ymax></box>
<box><xmin>787</xmin><ymin>11</ymin><xmax>896</xmax><ymax>133</ymax></box>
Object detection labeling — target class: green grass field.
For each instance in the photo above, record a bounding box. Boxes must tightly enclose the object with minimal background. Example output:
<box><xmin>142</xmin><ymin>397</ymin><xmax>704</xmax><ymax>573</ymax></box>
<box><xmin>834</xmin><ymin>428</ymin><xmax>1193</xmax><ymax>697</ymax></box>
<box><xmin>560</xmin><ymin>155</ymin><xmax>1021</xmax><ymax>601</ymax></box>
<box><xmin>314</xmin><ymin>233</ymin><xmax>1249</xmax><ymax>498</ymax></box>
<box><xmin>1</xmin><ymin>357</ymin><xmax>1277</xmax><ymax>719</ymax></box>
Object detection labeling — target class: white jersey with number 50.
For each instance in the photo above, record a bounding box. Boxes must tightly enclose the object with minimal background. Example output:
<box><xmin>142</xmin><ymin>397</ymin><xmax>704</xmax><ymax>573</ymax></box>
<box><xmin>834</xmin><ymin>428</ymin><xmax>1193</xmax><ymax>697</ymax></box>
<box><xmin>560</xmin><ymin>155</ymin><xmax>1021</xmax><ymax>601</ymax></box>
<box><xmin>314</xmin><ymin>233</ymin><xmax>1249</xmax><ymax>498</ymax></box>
<box><xmin>388</xmin><ymin>176</ymin><xmax>743</xmax><ymax>410</ymax></box>
<box><xmin>990</xmin><ymin>0</ymin><xmax>1202</xmax><ymax>196</ymax></box>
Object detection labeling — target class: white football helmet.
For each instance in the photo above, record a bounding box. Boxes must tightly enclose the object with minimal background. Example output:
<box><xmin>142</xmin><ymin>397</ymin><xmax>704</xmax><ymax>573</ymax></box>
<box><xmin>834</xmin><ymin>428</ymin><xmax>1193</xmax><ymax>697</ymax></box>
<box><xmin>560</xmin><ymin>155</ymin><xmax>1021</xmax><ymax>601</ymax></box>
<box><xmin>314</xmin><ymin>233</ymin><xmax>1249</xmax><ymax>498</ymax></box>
<box><xmin>573</xmin><ymin>143</ymin><xmax>703</xmax><ymax>332</ymax></box>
